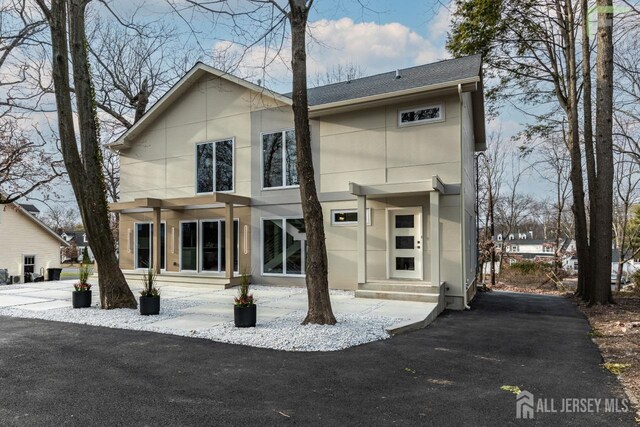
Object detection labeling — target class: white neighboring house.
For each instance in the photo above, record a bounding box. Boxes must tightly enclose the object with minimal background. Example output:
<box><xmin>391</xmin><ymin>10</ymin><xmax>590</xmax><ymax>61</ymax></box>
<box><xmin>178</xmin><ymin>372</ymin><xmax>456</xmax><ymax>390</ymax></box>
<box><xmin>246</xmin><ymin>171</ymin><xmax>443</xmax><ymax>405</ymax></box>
<box><xmin>0</xmin><ymin>203</ymin><xmax>68</xmax><ymax>283</ymax></box>
<box><xmin>60</xmin><ymin>231</ymin><xmax>95</xmax><ymax>263</ymax></box>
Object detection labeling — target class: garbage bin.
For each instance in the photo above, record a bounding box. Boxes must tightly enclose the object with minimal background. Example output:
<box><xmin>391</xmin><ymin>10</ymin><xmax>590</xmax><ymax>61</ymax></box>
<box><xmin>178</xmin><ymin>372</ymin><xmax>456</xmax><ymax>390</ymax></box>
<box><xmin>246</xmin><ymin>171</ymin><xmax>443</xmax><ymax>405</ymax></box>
<box><xmin>47</xmin><ymin>268</ymin><xmax>63</xmax><ymax>281</ymax></box>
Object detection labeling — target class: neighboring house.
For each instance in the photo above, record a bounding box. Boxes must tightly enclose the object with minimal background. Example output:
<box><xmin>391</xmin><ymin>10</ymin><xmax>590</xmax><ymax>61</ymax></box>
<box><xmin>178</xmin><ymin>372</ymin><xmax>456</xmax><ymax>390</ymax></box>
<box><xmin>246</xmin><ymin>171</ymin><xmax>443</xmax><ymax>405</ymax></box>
<box><xmin>0</xmin><ymin>202</ymin><xmax>68</xmax><ymax>283</ymax></box>
<box><xmin>495</xmin><ymin>232</ymin><xmax>575</xmax><ymax>265</ymax></box>
<box><xmin>59</xmin><ymin>231</ymin><xmax>95</xmax><ymax>263</ymax></box>
<box><xmin>108</xmin><ymin>55</ymin><xmax>486</xmax><ymax>311</ymax></box>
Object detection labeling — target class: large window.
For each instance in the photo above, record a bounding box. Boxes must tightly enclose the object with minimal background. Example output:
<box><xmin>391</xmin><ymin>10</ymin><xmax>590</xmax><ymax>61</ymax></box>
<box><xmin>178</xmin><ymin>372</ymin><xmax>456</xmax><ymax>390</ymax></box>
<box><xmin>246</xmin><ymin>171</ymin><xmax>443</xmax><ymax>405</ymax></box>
<box><xmin>262</xmin><ymin>130</ymin><xmax>298</xmax><ymax>188</ymax></box>
<box><xmin>200</xmin><ymin>220</ymin><xmax>239</xmax><ymax>273</ymax></box>
<box><xmin>135</xmin><ymin>223</ymin><xmax>166</xmax><ymax>270</ymax></box>
<box><xmin>262</xmin><ymin>218</ymin><xmax>306</xmax><ymax>276</ymax></box>
<box><xmin>180</xmin><ymin>220</ymin><xmax>239</xmax><ymax>272</ymax></box>
<box><xmin>196</xmin><ymin>139</ymin><xmax>234</xmax><ymax>193</ymax></box>
<box><xmin>398</xmin><ymin>104</ymin><xmax>443</xmax><ymax>126</ymax></box>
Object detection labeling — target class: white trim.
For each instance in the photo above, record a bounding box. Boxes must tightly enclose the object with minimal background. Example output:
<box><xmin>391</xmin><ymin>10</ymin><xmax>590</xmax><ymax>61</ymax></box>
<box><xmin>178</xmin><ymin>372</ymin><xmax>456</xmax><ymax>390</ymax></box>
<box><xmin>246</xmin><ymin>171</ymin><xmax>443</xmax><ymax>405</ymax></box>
<box><xmin>260</xmin><ymin>129</ymin><xmax>300</xmax><ymax>191</ymax></box>
<box><xmin>331</xmin><ymin>208</ymin><xmax>372</xmax><ymax>226</ymax></box>
<box><xmin>195</xmin><ymin>137</ymin><xmax>235</xmax><ymax>195</ymax></box>
<box><xmin>260</xmin><ymin>216</ymin><xmax>306</xmax><ymax>278</ymax></box>
<box><xmin>397</xmin><ymin>103</ymin><xmax>445</xmax><ymax>127</ymax></box>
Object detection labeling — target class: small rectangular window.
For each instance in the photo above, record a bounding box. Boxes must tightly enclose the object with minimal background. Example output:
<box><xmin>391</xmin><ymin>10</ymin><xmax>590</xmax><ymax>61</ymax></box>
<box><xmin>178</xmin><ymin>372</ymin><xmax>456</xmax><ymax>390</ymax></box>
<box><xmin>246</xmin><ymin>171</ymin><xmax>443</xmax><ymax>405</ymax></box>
<box><xmin>196</xmin><ymin>139</ymin><xmax>234</xmax><ymax>194</ymax></box>
<box><xmin>398</xmin><ymin>104</ymin><xmax>443</xmax><ymax>126</ymax></box>
<box><xmin>331</xmin><ymin>209</ymin><xmax>371</xmax><ymax>226</ymax></box>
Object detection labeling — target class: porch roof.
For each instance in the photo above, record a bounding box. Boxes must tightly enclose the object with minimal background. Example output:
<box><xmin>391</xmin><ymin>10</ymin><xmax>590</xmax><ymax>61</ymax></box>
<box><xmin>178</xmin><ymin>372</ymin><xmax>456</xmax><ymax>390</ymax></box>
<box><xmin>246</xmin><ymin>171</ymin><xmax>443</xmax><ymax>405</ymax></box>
<box><xmin>109</xmin><ymin>193</ymin><xmax>251</xmax><ymax>213</ymax></box>
<box><xmin>349</xmin><ymin>176</ymin><xmax>447</xmax><ymax>198</ymax></box>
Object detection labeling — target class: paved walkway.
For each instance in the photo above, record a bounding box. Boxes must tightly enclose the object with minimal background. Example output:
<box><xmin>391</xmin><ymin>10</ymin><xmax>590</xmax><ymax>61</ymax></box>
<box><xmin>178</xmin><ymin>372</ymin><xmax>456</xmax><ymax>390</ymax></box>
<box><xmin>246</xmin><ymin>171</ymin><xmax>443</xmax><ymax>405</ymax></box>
<box><xmin>0</xmin><ymin>291</ymin><xmax>634</xmax><ymax>425</ymax></box>
<box><xmin>0</xmin><ymin>280</ymin><xmax>436</xmax><ymax>333</ymax></box>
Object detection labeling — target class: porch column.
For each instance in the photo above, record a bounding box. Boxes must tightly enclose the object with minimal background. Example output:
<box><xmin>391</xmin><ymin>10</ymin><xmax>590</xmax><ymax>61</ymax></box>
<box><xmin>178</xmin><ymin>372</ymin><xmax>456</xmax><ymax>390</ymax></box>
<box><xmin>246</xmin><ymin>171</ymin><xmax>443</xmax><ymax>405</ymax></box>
<box><xmin>357</xmin><ymin>195</ymin><xmax>367</xmax><ymax>284</ymax></box>
<box><xmin>225</xmin><ymin>202</ymin><xmax>234</xmax><ymax>279</ymax></box>
<box><xmin>152</xmin><ymin>207</ymin><xmax>161</xmax><ymax>275</ymax></box>
<box><xmin>430</xmin><ymin>191</ymin><xmax>440</xmax><ymax>285</ymax></box>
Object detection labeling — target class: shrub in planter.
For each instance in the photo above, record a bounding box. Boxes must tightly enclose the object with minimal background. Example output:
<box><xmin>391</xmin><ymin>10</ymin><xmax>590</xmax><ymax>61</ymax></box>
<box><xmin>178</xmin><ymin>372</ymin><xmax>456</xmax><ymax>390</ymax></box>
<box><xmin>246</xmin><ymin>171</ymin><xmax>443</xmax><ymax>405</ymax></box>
<box><xmin>234</xmin><ymin>272</ymin><xmax>256</xmax><ymax>327</ymax></box>
<box><xmin>72</xmin><ymin>264</ymin><xmax>92</xmax><ymax>308</ymax></box>
<box><xmin>140</xmin><ymin>269</ymin><xmax>160</xmax><ymax>315</ymax></box>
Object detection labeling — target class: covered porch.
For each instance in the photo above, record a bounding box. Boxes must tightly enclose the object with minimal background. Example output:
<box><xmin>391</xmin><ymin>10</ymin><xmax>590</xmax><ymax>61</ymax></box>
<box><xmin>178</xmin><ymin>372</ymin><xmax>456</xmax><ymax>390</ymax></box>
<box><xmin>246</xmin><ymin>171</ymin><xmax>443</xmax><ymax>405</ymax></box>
<box><xmin>349</xmin><ymin>176</ymin><xmax>448</xmax><ymax>306</ymax></box>
<box><xmin>110</xmin><ymin>193</ymin><xmax>251</xmax><ymax>287</ymax></box>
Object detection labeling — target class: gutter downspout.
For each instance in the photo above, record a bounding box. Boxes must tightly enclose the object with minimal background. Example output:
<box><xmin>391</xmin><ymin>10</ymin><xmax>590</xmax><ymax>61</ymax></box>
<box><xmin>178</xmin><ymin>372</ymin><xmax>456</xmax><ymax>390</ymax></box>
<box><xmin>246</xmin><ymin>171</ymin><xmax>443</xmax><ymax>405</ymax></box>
<box><xmin>458</xmin><ymin>83</ymin><xmax>471</xmax><ymax>310</ymax></box>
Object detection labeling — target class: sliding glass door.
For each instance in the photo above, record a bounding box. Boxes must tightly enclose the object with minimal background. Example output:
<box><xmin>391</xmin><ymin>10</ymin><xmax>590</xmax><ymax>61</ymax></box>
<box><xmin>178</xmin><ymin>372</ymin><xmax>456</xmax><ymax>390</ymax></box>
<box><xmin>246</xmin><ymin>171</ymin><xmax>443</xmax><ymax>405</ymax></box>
<box><xmin>135</xmin><ymin>223</ymin><xmax>166</xmax><ymax>270</ymax></box>
<box><xmin>181</xmin><ymin>219</ymin><xmax>239</xmax><ymax>272</ymax></box>
<box><xmin>200</xmin><ymin>220</ymin><xmax>239</xmax><ymax>273</ymax></box>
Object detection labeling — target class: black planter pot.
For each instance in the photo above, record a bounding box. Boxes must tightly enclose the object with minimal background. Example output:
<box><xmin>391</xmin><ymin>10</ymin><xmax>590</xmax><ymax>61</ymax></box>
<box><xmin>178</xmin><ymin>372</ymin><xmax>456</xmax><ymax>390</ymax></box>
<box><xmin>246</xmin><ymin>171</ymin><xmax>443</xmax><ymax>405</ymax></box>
<box><xmin>234</xmin><ymin>305</ymin><xmax>256</xmax><ymax>327</ymax></box>
<box><xmin>72</xmin><ymin>290</ymin><xmax>92</xmax><ymax>308</ymax></box>
<box><xmin>140</xmin><ymin>296</ymin><xmax>160</xmax><ymax>315</ymax></box>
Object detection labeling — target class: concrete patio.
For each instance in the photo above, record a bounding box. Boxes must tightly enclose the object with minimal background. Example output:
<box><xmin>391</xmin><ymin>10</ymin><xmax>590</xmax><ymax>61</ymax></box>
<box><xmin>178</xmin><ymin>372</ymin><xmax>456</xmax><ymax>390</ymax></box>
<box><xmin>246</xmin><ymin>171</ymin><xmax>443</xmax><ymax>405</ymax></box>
<box><xmin>0</xmin><ymin>280</ymin><xmax>440</xmax><ymax>349</ymax></box>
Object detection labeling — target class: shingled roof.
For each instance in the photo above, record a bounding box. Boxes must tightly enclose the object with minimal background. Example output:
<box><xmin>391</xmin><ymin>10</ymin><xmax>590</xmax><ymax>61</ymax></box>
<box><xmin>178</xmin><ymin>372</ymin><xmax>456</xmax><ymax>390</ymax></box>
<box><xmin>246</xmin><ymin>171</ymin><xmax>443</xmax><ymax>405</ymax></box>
<box><xmin>286</xmin><ymin>54</ymin><xmax>482</xmax><ymax>106</ymax></box>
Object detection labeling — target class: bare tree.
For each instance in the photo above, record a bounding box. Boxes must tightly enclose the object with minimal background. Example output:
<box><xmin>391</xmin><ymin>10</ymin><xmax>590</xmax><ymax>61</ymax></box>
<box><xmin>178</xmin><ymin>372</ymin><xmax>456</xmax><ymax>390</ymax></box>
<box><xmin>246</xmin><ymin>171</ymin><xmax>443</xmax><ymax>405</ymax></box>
<box><xmin>0</xmin><ymin>118</ymin><xmax>65</xmax><ymax>203</ymax></box>
<box><xmin>528</xmin><ymin>129</ymin><xmax>572</xmax><ymax>273</ymax></box>
<box><xmin>41</xmin><ymin>204</ymin><xmax>80</xmax><ymax>234</ymax></box>
<box><xmin>477</xmin><ymin>131</ymin><xmax>506</xmax><ymax>287</ymax></box>
<box><xmin>310</xmin><ymin>62</ymin><xmax>365</xmax><ymax>87</ymax></box>
<box><xmin>34</xmin><ymin>0</ymin><xmax>137</xmax><ymax>309</ymax></box>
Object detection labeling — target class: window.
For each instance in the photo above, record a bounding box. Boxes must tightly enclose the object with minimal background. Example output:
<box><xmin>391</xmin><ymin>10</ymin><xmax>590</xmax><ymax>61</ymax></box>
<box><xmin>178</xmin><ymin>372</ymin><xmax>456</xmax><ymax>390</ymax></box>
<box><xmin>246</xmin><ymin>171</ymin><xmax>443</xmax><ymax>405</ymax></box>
<box><xmin>262</xmin><ymin>218</ymin><xmax>306</xmax><ymax>276</ymax></box>
<box><xmin>331</xmin><ymin>209</ymin><xmax>372</xmax><ymax>226</ymax></box>
<box><xmin>200</xmin><ymin>220</ymin><xmax>239</xmax><ymax>273</ymax></box>
<box><xmin>180</xmin><ymin>222</ymin><xmax>198</xmax><ymax>271</ymax></box>
<box><xmin>196</xmin><ymin>139</ymin><xmax>234</xmax><ymax>193</ymax></box>
<box><xmin>398</xmin><ymin>104</ymin><xmax>443</xmax><ymax>126</ymax></box>
<box><xmin>262</xmin><ymin>130</ymin><xmax>298</xmax><ymax>188</ymax></box>
<box><xmin>135</xmin><ymin>223</ymin><xmax>166</xmax><ymax>270</ymax></box>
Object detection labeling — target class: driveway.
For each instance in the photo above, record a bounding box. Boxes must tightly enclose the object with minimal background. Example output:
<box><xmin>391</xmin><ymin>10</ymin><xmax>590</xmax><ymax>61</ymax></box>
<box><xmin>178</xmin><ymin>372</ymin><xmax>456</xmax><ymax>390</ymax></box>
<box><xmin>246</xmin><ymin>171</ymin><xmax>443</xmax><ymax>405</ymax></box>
<box><xmin>0</xmin><ymin>291</ymin><xmax>634</xmax><ymax>426</ymax></box>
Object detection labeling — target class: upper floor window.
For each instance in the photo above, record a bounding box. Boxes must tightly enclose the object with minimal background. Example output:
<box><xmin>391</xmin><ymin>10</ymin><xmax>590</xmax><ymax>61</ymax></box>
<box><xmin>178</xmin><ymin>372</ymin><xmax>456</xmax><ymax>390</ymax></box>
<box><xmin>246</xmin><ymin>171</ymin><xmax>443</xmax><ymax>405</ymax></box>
<box><xmin>262</xmin><ymin>129</ymin><xmax>298</xmax><ymax>189</ymax></box>
<box><xmin>196</xmin><ymin>139</ymin><xmax>234</xmax><ymax>193</ymax></box>
<box><xmin>398</xmin><ymin>104</ymin><xmax>443</xmax><ymax>126</ymax></box>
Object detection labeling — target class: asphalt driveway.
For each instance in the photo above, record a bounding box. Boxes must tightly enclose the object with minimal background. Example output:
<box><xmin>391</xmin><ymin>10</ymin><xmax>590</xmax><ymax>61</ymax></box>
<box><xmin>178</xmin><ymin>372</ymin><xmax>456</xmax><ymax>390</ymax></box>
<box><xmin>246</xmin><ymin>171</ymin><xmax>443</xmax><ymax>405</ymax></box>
<box><xmin>0</xmin><ymin>291</ymin><xmax>635</xmax><ymax>426</ymax></box>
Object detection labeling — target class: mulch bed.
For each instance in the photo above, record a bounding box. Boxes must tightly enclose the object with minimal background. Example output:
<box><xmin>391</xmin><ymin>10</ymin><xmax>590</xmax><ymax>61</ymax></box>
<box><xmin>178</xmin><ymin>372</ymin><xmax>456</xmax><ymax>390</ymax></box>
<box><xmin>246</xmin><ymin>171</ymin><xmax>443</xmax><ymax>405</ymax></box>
<box><xmin>575</xmin><ymin>293</ymin><xmax>640</xmax><ymax>422</ymax></box>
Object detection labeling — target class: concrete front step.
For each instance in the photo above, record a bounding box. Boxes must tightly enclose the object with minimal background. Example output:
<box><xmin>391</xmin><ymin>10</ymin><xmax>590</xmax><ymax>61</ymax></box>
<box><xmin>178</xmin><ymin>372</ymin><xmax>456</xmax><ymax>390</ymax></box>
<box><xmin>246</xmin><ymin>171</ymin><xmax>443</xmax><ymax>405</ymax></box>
<box><xmin>359</xmin><ymin>282</ymin><xmax>440</xmax><ymax>294</ymax></box>
<box><xmin>122</xmin><ymin>273</ymin><xmax>239</xmax><ymax>289</ymax></box>
<box><xmin>355</xmin><ymin>289</ymin><xmax>439</xmax><ymax>303</ymax></box>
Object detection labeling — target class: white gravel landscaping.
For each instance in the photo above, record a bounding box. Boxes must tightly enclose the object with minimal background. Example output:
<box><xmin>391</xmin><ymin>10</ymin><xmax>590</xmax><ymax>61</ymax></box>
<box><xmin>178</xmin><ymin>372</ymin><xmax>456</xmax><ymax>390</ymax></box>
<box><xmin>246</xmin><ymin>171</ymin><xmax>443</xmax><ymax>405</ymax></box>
<box><xmin>0</xmin><ymin>282</ymin><xmax>431</xmax><ymax>352</ymax></box>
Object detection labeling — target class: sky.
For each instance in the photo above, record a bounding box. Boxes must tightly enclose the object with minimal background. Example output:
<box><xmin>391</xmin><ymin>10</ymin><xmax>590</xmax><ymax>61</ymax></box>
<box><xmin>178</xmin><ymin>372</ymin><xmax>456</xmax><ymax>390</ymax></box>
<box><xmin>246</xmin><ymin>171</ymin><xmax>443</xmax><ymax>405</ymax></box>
<box><xmin>23</xmin><ymin>0</ymin><xmax>546</xmax><ymax>215</ymax></box>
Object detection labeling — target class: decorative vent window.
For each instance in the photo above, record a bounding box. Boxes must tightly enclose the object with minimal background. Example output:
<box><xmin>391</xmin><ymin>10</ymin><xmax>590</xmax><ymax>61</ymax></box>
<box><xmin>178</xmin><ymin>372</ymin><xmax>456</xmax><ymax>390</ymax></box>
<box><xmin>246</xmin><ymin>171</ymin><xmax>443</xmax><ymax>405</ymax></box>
<box><xmin>196</xmin><ymin>139</ymin><xmax>234</xmax><ymax>193</ymax></box>
<box><xmin>262</xmin><ymin>130</ymin><xmax>298</xmax><ymax>189</ymax></box>
<box><xmin>398</xmin><ymin>104</ymin><xmax>443</xmax><ymax>126</ymax></box>
<box><xmin>331</xmin><ymin>209</ymin><xmax>372</xmax><ymax>226</ymax></box>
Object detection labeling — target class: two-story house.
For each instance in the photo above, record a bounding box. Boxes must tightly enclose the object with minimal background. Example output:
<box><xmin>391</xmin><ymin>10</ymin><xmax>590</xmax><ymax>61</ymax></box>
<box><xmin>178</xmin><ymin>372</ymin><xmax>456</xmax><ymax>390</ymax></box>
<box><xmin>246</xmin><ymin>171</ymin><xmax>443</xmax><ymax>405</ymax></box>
<box><xmin>109</xmin><ymin>55</ymin><xmax>486</xmax><ymax>310</ymax></box>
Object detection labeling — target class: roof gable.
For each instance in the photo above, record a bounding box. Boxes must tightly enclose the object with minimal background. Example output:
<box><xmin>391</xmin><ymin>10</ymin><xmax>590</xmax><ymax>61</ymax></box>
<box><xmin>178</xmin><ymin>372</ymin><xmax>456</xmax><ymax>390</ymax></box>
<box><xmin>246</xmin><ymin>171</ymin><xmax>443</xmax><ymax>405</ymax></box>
<box><xmin>110</xmin><ymin>62</ymin><xmax>292</xmax><ymax>149</ymax></box>
<box><xmin>3</xmin><ymin>203</ymin><xmax>69</xmax><ymax>246</ymax></box>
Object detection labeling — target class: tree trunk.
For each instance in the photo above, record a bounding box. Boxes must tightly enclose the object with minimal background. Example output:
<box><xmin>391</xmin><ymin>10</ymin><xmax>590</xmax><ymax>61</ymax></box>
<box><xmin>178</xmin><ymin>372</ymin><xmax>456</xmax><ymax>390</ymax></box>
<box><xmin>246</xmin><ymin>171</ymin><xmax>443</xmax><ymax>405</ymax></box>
<box><xmin>580</xmin><ymin>0</ymin><xmax>597</xmax><ymax>300</ymax></box>
<box><xmin>45</xmin><ymin>0</ymin><xmax>136</xmax><ymax>309</ymax></box>
<box><xmin>288</xmin><ymin>1</ymin><xmax>336</xmax><ymax>325</ymax></box>
<box><xmin>558</xmin><ymin>0</ymin><xmax>590</xmax><ymax>300</ymax></box>
<box><xmin>591</xmin><ymin>0</ymin><xmax>614</xmax><ymax>305</ymax></box>
<box><xmin>488</xmin><ymin>181</ymin><xmax>496</xmax><ymax>287</ymax></box>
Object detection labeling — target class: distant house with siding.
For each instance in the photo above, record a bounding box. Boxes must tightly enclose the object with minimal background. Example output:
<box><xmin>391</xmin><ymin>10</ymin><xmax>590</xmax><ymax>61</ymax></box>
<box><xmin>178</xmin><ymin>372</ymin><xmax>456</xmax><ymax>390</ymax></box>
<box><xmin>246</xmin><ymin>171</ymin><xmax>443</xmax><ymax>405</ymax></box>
<box><xmin>0</xmin><ymin>203</ymin><xmax>68</xmax><ymax>283</ymax></box>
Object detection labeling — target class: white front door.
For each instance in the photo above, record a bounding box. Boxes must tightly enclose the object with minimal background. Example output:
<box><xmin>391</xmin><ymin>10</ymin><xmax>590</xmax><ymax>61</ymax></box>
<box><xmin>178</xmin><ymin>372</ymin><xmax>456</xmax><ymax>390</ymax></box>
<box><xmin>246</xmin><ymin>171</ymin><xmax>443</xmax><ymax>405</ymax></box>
<box><xmin>389</xmin><ymin>208</ymin><xmax>423</xmax><ymax>279</ymax></box>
